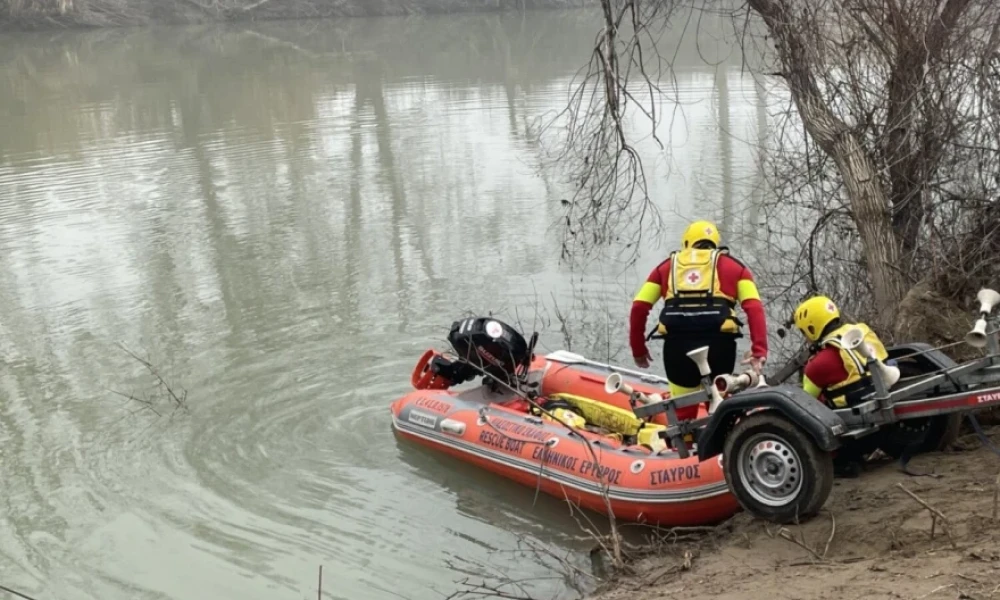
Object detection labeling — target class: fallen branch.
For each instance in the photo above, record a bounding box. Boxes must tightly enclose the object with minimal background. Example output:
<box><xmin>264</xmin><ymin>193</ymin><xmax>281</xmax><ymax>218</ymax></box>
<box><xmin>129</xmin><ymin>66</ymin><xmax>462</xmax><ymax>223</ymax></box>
<box><xmin>787</xmin><ymin>556</ymin><xmax>869</xmax><ymax>567</ymax></box>
<box><xmin>777</xmin><ymin>527</ymin><xmax>826</xmax><ymax>563</ymax></box>
<box><xmin>644</xmin><ymin>549</ymin><xmax>695</xmax><ymax>585</ymax></box>
<box><xmin>897</xmin><ymin>483</ymin><xmax>958</xmax><ymax>549</ymax></box>
<box><xmin>558</xmin><ymin>487</ymin><xmax>626</xmax><ymax>574</ymax></box>
<box><xmin>512</xmin><ymin>533</ymin><xmax>602</xmax><ymax>585</ymax></box>
<box><xmin>917</xmin><ymin>584</ymin><xmax>955</xmax><ymax>599</ymax></box>
<box><xmin>822</xmin><ymin>510</ymin><xmax>837</xmax><ymax>559</ymax></box>
<box><xmin>769</xmin><ymin>509</ymin><xmax>838</xmax><ymax>564</ymax></box>
<box><xmin>994</xmin><ymin>471</ymin><xmax>999</xmax><ymax>523</ymax></box>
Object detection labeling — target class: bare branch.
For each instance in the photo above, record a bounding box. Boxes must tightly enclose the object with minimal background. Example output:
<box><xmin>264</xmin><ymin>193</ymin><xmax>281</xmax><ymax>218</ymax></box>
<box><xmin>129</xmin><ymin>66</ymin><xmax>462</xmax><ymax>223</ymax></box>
<box><xmin>556</xmin><ymin>0</ymin><xmax>1000</xmax><ymax>351</ymax></box>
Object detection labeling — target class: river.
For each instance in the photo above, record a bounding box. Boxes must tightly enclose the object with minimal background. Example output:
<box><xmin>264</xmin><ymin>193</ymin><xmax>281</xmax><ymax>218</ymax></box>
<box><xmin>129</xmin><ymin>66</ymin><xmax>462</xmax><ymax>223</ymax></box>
<box><xmin>0</xmin><ymin>8</ymin><xmax>768</xmax><ymax>600</ymax></box>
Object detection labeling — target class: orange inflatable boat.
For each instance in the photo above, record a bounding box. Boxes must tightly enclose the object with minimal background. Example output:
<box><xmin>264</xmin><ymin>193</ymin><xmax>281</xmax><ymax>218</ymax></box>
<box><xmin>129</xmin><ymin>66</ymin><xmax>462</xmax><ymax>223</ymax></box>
<box><xmin>389</xmin><ymin>317</ymin><xmax>740</xmax><ymax>527</ymax></box>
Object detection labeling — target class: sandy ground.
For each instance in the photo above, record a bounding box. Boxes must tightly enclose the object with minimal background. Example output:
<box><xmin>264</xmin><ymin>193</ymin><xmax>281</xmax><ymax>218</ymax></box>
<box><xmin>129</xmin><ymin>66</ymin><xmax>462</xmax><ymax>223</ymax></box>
<box><xmin>590</xmin><ymin>425</ymin><xmax>1000</xmax><ymax>600</ymax></box>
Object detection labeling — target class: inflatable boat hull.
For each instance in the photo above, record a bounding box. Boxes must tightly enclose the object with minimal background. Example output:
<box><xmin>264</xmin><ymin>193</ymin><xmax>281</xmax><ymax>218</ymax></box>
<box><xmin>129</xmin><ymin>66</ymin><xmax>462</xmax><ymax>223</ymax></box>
<box><xmin>533</xmin><ymin>353</ymin><xmax>711</xmax><ymax>425</ymax></box>
<box><xmin>390</xmin><ymin>357</ymin><xmax>739</xmax><ymax>527</ymax></box>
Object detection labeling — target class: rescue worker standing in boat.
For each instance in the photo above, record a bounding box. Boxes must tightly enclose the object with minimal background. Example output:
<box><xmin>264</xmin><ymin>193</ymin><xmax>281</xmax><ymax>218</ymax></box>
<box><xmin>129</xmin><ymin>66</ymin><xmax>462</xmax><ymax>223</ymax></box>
<box><xmin>629</xmin><ymin>220</ymin><xmax>769</xmax><ymax>420</ymax></box>
<box><xmin>792</xmin><ymin>295</ymin><xmax>891</xmax><ymax>409</ymax></box>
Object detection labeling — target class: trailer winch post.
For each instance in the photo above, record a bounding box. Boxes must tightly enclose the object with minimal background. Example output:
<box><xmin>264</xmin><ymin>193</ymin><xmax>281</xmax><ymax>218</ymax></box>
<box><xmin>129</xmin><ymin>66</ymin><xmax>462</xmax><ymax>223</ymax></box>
<box><xmin>987</xmin><ymin>319</ymin><xmax>1000</xmax><ymax>358</ymax></box>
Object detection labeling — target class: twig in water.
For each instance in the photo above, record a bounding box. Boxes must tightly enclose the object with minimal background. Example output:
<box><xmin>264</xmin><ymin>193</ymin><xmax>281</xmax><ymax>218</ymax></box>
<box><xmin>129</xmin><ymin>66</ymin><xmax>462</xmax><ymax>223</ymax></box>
<box><xmin>108</xmin><ymin>387</ymin><xmax>162</xmax><ymax>418</ymax></box>
<box><xmin>0</xmin><ymin>583</ymin><xmax>41</xmax><ymax>600</ymax></box>
<box><xmin>444</xmin><ymin>577</ymin><xmax>542</xmax><ymax>600</ymax></box>
<box><xmin>897</xmin><ymin>483</ymin><xmax>957</xmax><ymax>549</ymax></box>
<box><xmin>558</xmin><ymin>487</ymin><xmax>623</xmax><ymax>573</ymax></box>
<box><xmin>116</xmin><ymin>341</ymin><xmax>189</xmax><ymax>414</ymax></box>
<box><xmin>318</xmin><ymin>565</ymin><xmax>323</xmax><ymax>600</ymax></box>
<box><xmin>515</xmin><ymin>534</ymin><xmax>602</xmax><ymax>584</ymax></box>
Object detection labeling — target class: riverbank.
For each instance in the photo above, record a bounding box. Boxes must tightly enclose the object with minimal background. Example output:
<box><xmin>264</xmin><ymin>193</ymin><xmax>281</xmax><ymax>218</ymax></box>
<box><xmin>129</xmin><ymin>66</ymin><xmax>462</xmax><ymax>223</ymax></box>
<box><xmin>589</xmin><ymin>424</ymin><xmax>1000</xmax><ymax>600</ymax></box>
<box><xmin>0</xmin><ymin>0</ymin><xmax>595</xmax><ymax>32</ymax></box>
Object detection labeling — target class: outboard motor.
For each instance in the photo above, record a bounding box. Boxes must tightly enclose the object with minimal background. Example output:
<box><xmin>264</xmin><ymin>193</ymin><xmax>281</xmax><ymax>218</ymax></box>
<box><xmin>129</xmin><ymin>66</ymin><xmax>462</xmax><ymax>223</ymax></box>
<box><xmin>447</xmin><ymin>317</ymin><xmax>531</xmax><ymax>389</ymax></box>
<box><xmin>410</xmin><ymin>317</ymin><xmax>533</xmax><ymax>391</ymax></box>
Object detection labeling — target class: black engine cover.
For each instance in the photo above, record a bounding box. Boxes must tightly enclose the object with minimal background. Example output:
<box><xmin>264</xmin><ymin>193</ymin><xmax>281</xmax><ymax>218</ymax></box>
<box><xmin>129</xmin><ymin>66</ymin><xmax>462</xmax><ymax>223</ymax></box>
<box><xmin>447</xmin><ymin>317</ymin><xmax>530</xmax><ymax>387</ymax></box>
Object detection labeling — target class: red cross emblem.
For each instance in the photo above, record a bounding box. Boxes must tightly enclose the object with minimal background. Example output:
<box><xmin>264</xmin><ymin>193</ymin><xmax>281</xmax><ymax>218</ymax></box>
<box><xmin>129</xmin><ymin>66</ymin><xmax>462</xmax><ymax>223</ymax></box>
<box><xmin>684</xmin><ymin>270</ymin><xmax>702</xmax><ymax>285</ymax></box>
<box><xmin>827</xmin><ymin>302</ymin><xmax>836</xmax><ymax>313</ymax></box>
<box><xmin>704</xmin><ymin>227</ymin><xmax>714</xmax><ymax>236</ymax></box>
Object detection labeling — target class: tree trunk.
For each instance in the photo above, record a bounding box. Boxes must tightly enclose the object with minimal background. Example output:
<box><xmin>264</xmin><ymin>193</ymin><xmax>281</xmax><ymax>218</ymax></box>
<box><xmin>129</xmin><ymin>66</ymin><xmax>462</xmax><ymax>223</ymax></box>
<box><xmin>830</xmin><ymin>132</ymin><xmax>908</xmax><ymax>327</ymax></box>
<box><xmin>883</xmin><ymin>0</ymin><xmax>973</xmax><ymax>264</ymax></box>
<box><xmin>747</xmin><ymin>0</ymin><xmax>909</xmax><ymax>329</ymax></box>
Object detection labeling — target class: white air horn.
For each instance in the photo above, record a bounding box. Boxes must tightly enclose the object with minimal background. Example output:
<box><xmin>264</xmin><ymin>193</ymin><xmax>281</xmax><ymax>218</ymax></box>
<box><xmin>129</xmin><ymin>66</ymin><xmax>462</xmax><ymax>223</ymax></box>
<box><xmin>841</xmin><ymin>326</ymin><xmax>901</xmax><ymax>388</ymax></box>
<box><xmin>965</xmin><ymin>288</ymin><xmax>1000</xmax><ymax>349</ymax></box>
<box><xmin>714</xmin><ymin>370</ymin><xmax>760</xmax><ymax>396</ymax></box>
<box><xmin>686</xmin><ymin>346</ymin><xmax>711</xmax><ymax>379</ymax></box>
<box><xmin>686</xmin><ymin>346</ymin><xmax>727</xmax><ymax>414</ymax></box>
<box><xmin>604</xmin><ymin>372</ymin><xmax>659</xmax><ymax>405</ymax></box>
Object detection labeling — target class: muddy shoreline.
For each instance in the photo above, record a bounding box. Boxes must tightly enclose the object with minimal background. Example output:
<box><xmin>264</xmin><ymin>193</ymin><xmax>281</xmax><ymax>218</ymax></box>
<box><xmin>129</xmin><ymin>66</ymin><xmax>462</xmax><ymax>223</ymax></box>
<box><xmin>589</xmin><ymin>424</ymin><xmax>1000</xmax><ymax>600</ymax></box>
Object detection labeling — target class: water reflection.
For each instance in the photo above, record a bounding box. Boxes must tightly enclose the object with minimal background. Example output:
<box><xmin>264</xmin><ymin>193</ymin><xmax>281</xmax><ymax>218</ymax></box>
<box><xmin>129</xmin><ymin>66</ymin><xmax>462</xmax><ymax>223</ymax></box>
<box><xmin>0</xmin><ymin>8</ymin><xmax>771</xmax><ymax>600</ymax></box>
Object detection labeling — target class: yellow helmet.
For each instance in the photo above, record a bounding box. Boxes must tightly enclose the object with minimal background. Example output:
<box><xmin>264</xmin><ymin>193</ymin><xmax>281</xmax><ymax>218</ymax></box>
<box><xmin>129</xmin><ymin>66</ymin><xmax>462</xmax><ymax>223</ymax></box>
<box><xmin>793</xmin><ymin>295</ymin><xmax>841</xmax><ymax>342</ymax></box>
<box><xmin>681</xmin><ymin>220</ymin><xmax>722</xmax><ymax>249</ymax></box>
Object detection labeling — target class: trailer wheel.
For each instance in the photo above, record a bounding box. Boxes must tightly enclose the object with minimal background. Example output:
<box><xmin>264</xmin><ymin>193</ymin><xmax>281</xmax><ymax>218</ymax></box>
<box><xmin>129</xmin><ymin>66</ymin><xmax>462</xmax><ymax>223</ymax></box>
<box><xmin>878</xmin><ymin>414</ymin><xmax>961</xmax><ymax>457</ymax></box>
<box><xmin>878</xmin><ymin>361</ymin><xmax>962</xmax><ymax>458</ymax></box>
<box><xmin>723</xmin><ymin>412</ymin><xmax>834</xmax><ymax>524</ymax></box>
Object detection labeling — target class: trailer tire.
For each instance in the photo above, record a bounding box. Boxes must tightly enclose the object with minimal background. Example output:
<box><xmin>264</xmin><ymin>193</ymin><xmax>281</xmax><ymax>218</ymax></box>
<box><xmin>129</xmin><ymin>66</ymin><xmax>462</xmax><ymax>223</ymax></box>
<box><xmin>878</xmin><ymin>362</ymin><xmax>962</xmax><ymax>458</ymax></box>
<box><xmin>879</xmin><ymin>414</ymin><xmax>961</xmax><ymax>457</ymax></box>
<box><xmin>723</xmin><ymin>412</ymin><xmax>834</xmax><ymax>524</ymax></box>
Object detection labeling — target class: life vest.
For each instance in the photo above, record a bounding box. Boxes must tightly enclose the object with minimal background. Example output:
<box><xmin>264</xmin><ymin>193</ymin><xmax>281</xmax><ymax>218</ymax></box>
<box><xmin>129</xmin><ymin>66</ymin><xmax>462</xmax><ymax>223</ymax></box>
<box><xmin>818</xmin><ymin>322</ymin><xmax>889</xmax><ymax>408</ymax></box>
<box><xmin>656</xmin><ymin>248</ymin><xmax>742</xmax><ymax>336</ymax></box>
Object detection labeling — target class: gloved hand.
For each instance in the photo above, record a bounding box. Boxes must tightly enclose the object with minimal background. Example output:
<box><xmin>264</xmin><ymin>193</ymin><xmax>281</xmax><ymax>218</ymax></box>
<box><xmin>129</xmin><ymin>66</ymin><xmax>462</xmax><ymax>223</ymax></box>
<box><xmin>634</xmin><ymin>352</ymin><xmax>653</xmax><ymax>368</ymax></box>
<box><xmin>741</xmin><ymin>350</ymin><xmax>766</xmax><ymax>375</ymax></box>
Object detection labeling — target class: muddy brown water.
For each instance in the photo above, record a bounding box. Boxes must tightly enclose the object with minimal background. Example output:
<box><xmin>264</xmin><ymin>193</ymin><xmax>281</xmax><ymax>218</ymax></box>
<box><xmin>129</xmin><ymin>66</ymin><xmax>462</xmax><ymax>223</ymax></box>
<box><xmin>0</xmin><ymin>8</ymin><xmax>770</xmax><ymax>599</ymax></box>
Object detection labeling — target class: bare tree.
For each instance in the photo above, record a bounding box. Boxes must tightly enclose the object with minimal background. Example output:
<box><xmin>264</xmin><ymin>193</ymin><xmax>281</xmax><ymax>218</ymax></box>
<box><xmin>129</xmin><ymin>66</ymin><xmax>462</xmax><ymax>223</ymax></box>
<box><xmin>535</xmin><ymin>0</ymin><xmax>692</xmax><ymax>268</ymax></box>
<box><xmin>551</xmin><ymin>0</ymin><xmax>1000</xmax><ymax>347</ymax></box>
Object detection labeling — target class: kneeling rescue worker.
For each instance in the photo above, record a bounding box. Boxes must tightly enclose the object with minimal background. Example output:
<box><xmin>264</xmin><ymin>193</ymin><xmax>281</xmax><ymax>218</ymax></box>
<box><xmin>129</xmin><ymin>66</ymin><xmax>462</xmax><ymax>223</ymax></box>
<box><xmin>792</xmin><ymin>295</ymin><xmax>892</xmax><ymax>477</ymax></box>
<box><xmin>629</xmin><ymin>220</ymin><xmax>769</xmax><ymax>421</ymax></box>
<box><xmin>792</xmin><ymin>295</ymin><xmax>890</xmax><ymax>409</ymax></box>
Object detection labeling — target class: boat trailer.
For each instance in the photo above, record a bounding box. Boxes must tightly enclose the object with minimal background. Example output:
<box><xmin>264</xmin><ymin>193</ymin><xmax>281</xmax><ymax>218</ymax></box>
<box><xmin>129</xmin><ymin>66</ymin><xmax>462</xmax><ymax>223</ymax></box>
<box><xmin>604</xmin><ymin>288</ymin><xmax>1000</xmax><ymax>523</ymax></box>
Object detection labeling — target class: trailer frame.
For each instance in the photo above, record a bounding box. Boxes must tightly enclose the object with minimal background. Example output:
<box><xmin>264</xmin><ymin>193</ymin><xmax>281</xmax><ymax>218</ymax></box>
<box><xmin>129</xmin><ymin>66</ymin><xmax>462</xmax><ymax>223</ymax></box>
<box><xmin>617</xmin><ymin>309</ymin><xmax>1000</xmax><ymax>523</ymax></box>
